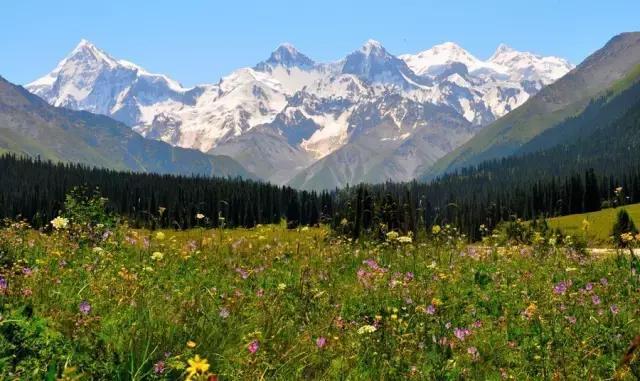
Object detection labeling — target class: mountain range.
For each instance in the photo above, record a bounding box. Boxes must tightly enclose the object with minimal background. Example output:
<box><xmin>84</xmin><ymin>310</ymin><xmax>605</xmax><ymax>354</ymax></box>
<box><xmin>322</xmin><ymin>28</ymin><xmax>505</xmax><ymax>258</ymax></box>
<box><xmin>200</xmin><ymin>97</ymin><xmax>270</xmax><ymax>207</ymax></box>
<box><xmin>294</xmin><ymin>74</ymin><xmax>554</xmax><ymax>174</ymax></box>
<box><xmin>26</xmin><ymin>39</ymin><xmax>573</xmax><ymax>189</ymax></box>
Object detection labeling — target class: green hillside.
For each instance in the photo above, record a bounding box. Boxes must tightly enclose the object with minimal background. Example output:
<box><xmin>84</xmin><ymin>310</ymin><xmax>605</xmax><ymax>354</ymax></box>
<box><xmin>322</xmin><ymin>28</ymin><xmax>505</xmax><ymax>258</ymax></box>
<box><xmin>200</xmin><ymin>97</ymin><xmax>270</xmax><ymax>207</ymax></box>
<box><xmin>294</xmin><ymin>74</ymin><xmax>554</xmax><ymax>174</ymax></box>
<box><xmin>547</xmin><ymin>203</ymin><xmax>640</xmax><ymax>243</ymax></box>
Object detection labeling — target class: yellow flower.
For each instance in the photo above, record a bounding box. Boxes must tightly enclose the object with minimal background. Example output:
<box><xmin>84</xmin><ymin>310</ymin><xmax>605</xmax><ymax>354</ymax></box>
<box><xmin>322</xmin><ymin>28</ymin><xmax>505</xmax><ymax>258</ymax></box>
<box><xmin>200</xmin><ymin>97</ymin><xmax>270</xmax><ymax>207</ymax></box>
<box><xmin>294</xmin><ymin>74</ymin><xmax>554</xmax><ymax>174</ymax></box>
<box><xmin>621</xmin><ymin>232</ymin><xmax>634</xmax><ymax>242</ymax></box>
<box><xmin>277</xmin><ymin>283</ymin><xmax>287</xmax><ymax>291</ymax></box>
<box><xmin>431</xmin><ymin>225</ymin><xmax>441</xmax><ymax>234</ymax></box>
<box><xmin>524</xmin><ymin>303</ymin><xmax>537</xmax><ymax>318</ymax></box>
<box><xmin>186</xmin><ymin>340</ymin><xmax>197</xmax><ymax>348</ymax></box>
<box><xmin>155</xmin><ymin>231</ymin><xmax>166</xmax><ymax>241</ymax></box>
<box><xmin>151</xmin><ymin>252</ymin><xmax>164</xmax><ymax>261</ymax></box>
<box><xmin>386</xmin><ymin>231</ymin><xmax>399</xmax><ymax>241</ymax></box>
<box><xmin>186</xmin><ymin>354</ymin><xmax>210</xmax><ymax>376</ymax></box>
<box><xmin>431</xmin><ymin>298</ymin><xmax>443</xmax><ymax>306</ymax></box>
<box><xmin>581</xmin><ymin>219</ymin><xmax>590</xmax><ymax>232</ymax></box>
<box><xmin>51</xmin><ymin>216</ymin><xmax>69</xmax><ymax>230</ymax></box>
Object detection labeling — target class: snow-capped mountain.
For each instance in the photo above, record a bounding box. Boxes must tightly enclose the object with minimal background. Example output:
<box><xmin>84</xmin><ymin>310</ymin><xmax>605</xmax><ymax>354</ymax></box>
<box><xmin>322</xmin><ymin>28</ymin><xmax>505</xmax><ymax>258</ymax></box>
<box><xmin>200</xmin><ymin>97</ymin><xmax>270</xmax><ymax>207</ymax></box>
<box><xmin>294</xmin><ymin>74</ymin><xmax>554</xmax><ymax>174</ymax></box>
<box><xmin>27</xmin><ymin>39</ymin><xmax>573</xmax><ymax>189</ymax></box>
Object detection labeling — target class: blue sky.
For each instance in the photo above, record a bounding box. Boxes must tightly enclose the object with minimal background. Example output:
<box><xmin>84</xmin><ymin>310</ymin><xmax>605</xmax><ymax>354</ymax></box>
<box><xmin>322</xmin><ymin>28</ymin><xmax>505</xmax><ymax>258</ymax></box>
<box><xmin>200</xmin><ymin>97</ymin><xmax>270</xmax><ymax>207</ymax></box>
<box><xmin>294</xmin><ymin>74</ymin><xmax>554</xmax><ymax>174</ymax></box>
<box><xmin>2</xmin><ymin>0</ymin><xmax>639</xmax><ymax>86</ymax></box>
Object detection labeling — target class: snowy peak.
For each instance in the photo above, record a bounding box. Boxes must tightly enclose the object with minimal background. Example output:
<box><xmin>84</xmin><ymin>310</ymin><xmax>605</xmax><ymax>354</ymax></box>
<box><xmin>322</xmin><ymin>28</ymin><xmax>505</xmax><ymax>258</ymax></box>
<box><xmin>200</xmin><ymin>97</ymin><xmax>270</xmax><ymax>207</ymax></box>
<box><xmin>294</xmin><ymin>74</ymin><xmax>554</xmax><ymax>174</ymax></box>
<box><xmin>359</xmin><ymin>39</ymin><xmax>385</xmax><ymax>56</ymax></box>
<box><xmin>489</xmin><ymin>43</ymin><xmax>516</xmax><ymax>59</ymax></box>
<box><xmin>342</xmin><ymin>40</ymin><xmax>426</xmax><ymax>87</ymax></box>
<box><xmin>400</xmin><ymin>41</ymin><xmax>573</xmax><ymax>85</ymax></box>
<box><xmin>400</xmin><ymin>42</ymin><xmax>494</xmax><ymax>77</ymax></box>
<box><xmin>488</xmin><ymin>43</ymin><xmax>573</xmax><ymax>84</ymax></box>
<box><xmin>68</xmin><ymin>39</ymin><xmax>118</xmax><ymax>66</ymax></box>
<box><xmin>256</xmin><ymin>43</ymin><xmax>315</xmax><ymax>70</ymax></box>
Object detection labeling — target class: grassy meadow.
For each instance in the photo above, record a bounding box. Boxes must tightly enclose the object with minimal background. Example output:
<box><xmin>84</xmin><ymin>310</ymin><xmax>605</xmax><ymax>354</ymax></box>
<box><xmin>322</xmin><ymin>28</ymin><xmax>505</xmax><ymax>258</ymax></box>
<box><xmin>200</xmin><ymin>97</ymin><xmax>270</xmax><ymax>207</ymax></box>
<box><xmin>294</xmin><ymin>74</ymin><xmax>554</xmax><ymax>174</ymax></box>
<box><xmin>2</xmin><ymin>201</ymin><xmax>640</xmax><ymax>379</ymax></box>
<box><xmin>546</xmin><ymin>203</ymin><xmax>640</xmax><ymax>244</ymax></box>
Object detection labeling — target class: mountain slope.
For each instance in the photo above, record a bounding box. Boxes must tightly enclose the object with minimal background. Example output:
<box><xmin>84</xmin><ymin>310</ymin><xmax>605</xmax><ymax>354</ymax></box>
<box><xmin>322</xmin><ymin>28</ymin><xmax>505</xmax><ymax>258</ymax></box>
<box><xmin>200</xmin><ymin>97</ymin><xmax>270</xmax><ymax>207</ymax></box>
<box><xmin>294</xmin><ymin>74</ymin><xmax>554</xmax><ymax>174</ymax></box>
<box><xmin>0</xmin><ymin>76</ymin><xmax>252</xmax><ymax>178</ymax></box>
<box><xmin>288</xmin><ymin>96</ymin><xmax>476</xmax><ymax>190</ymax></box>
<box><xmin>424</xmin><ymin>32</ymin><xmax>640</xmax><ymax>178</ymax></box>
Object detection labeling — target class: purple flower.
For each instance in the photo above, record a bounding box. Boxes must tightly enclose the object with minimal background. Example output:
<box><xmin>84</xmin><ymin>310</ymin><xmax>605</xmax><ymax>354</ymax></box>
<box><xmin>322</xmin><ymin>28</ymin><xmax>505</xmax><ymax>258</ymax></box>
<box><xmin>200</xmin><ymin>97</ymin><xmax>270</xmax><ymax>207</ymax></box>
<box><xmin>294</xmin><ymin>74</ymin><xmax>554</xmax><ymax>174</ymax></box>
<box><xmin>153</xmin><ymin>361</ymin><xmax>165</xmax><ymax>374</ymax></box>
<box><xmin>472</xmin><ymin>320</ymin><xmax>482</xmax><ymax>328</ymax></box>
<box><xmin>79</xmin><ymin>300</ymin><xmax>91</xmax><ymax>315</ymax></box>
<box><xmin>592</xmin><ymin>295</ymin><xmax>601</xmax><ymax>305</ymax></box>
<box><xmin>316</xmin><ymin>336</ymin><xmax>327</xmax><ymax>349</ymax></box>
<box><xmin>585</xmin><ymin>282</ymin><xmax>593</xmax><ymax>291</ymax></box>
<box><xmin>553</xmin><ymin>281</ymin><xmax>570</xmax><ymax>295</ymax></box>
<box><xmin>0</xmin><ymin>277</ymin><xmax>7</xmax><ymax>291</ymax></box>
<box><xmin>600</xmin><ymin>278</ymin><xmax>608</xmax><ymax>286</ymax></box>
<box><xmin>426</xmin><ymin>304</ymin><xmax>436</xmax><ymax>315</ymax></box>
<box><xmin>248</xmin><ymin>340</ymin><xmax>260</xmax><ymax>354</ymax></box>
<box><xmin>404</xmin><ymin>272</ymin><xmax>414</xmax><ymax>282</ymax></box>
<box><xmin>22</xmin><ymin>267</ymin><xmax>32</xmax><ymax>276</ymax></box>
<box><xmin>610</xmin><ymin>304</ymin><xmax>620</xmax><ymax>315</ymax></box>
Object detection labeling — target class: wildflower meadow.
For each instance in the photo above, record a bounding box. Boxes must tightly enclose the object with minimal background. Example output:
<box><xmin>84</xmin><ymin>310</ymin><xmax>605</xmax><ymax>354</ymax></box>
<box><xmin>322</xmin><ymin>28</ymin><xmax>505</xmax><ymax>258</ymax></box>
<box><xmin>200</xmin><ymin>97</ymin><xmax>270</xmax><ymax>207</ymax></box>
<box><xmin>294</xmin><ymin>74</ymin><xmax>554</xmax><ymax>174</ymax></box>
<box><xmin>1</xmin><ymin>193</ymin><xmax>640</xmax><ymax>380</ymax></box>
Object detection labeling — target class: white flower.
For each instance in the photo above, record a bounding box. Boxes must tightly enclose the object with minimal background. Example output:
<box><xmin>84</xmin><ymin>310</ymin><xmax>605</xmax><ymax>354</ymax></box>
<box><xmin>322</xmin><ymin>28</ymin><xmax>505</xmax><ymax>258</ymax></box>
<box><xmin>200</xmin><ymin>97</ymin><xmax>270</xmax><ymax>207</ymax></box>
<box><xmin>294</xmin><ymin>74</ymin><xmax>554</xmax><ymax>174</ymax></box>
<box><xmin>50</xmin><ymin>216</ymin><xmax>69</xmax><ymax>230</ymax></box>
<box><xmin>397</xmin><ymin>236</ymin><xmax>413</xmax><ymax>244</ymax></box>
<box><xmin>196</xmin><ymin>213</ymin><xmax>205</xmax><ymax>220</ymax></box>
<box><xmin>357</xmin><ymin>325</ymin><xmax>377</xmax><ymax>335</ymax></box>
<box><xmin>386</xmin><ymin>231</ymin><xmax>399</xmax><ymax>241</ymax></box>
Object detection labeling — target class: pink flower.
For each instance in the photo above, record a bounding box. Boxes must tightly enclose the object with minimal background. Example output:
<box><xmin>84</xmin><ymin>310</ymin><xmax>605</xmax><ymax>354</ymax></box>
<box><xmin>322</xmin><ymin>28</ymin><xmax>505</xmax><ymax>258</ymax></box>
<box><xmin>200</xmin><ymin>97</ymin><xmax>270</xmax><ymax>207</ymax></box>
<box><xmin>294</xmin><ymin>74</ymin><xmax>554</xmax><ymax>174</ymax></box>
<box><xmin>454</xmin><ymin>328</ymin><xmax>470</xmax><ymax>341</ymax></box>
<box><xmin>565</xmin><ymin>315</ymin><xmax>577</xmax><ymax>324</ymax></box>
<box><xmin>235</xmin><ymin>268</ymin><xmax>249</xmax><ymax>279</ymax></box>
<box><xmin>592</xmin><ymin>295</ymin><xmax>601</xmax><ymax>305</ymax></box>
<box><xmin>467</xmin><ymin>346</ymin><xmax>479</xmax><ymax>360</ymax></box>
<box><xmin>153</xmin><ymin>361</ymin><xmax>165</xmax><ymax>374</ymax></box>
<box><xmin>248</xmin><ymin>340</ymin><xmax>260</xmax><ymax>354</ymax></box>
<box><xmin>426</xmin><ymin>304</ymin><xmax>436</xmax><ymax>315</ymax></box>
<box><xmin>315</xmin><ymin>336</ymin><xmax>327</xmax><ymax>349</ymax></box>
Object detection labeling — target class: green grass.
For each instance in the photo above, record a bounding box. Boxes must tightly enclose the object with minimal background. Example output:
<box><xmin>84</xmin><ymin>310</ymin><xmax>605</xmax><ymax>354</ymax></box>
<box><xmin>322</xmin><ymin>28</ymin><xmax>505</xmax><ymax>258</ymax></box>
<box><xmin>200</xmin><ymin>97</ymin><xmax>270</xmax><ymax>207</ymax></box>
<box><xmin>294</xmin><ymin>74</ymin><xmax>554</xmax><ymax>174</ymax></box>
<box><xmin>547</xmin><ymin>203</ymin><xmax>640</xmax><ymax>244</ymax></box>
